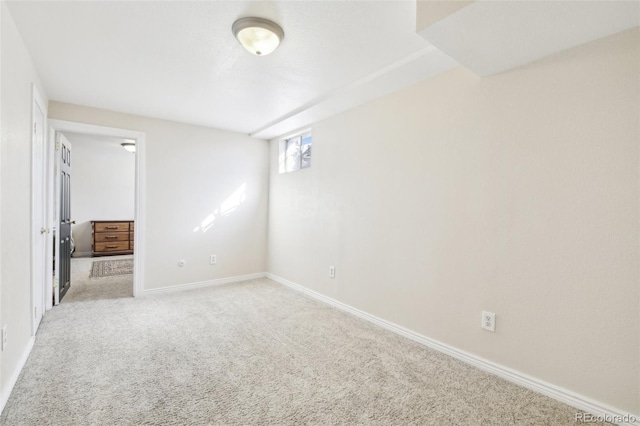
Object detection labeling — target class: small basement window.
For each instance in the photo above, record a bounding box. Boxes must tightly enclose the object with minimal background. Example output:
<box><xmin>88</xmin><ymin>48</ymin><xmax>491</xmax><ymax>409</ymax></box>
<box><xmin>279</xmin><ymin>130</ymin><xmax>311</xmax><ymax>173</ymax></box>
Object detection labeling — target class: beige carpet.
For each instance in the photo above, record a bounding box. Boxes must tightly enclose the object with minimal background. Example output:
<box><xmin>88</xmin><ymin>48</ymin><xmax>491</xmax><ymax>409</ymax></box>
<box><xmin>1</xmin><ymin>267</ymin><xmax>596</xmax><ymax>425</ymax></box>
<box><xmin>66</xmin><ymin>255</ymin><xmax>133</xmax><ymax>302</ymax></box>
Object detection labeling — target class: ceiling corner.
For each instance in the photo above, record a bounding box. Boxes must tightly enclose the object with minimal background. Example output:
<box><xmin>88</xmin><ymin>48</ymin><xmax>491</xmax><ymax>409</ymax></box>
<box><xmin>416</xmin><ymin>0</ymin><xmax>474</xmax><ymax>33</ymax></box>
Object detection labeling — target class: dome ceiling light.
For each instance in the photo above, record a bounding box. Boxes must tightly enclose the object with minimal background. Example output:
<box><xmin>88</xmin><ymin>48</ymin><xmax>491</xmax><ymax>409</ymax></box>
<box><xmin>232</xmin><ymin>17</ymin><xmax>284</xmax><ymax>56</ymax></box>
<box><xmin>121</xmin><ymin>141</ymin><xmax>136</xmax><ymax>153</ymax></box>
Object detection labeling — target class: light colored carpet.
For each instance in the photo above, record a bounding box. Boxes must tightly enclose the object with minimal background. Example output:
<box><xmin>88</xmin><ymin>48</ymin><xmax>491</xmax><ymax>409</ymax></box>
<box><xmin>65</xmin><ymin>255</ymin><xmax>133</xmax><ymax>302</ymax></box>
<box><xmin>1</xmin><ymin>271</ymin><xmax>594</xmax><ymax>425</ymax></box>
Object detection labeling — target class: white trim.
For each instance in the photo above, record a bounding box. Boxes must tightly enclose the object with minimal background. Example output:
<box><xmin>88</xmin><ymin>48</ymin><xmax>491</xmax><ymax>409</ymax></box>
<box><xmin>44</xmin><ymin>116</ymin><xmax>56</xmax><ymax>311</ymax></box>
<box><xmin>144</xmin><ymin>273</ymin><xmax>266</xmax><ymax>295</ymax></box>
<box><xmin>30</xmin><ymin>84</ymin><xmax>48</xmax><ymax>334</ymax></box>
<box><xmin>0</xmin><ymin>336</ymin><xmax>35</xmax><ymax>414</ymax></box>
<box><xmin>132</xmin><ymin>131</ymin><xmax>146</xmax><ymax>297</ymax></box>
<box><xmin>266</xmin><ymin>273</ymin><xmax>640</xmax><ymax>426</ymax></box>
<box><xmin>47</xmin><ymin>120</ymin><xmax>146</xmax><ymax>297</ymax></box>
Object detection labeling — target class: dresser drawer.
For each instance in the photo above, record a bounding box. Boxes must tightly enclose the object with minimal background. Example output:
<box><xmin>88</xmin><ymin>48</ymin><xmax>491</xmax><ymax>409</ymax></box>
<box><xmin>95</xmin><ymin>232</ymin><xmax>129</xmax><ymax>242</ymax></box>
<box><xmin>95</xmin><ymin>222</ymin><xmax>130</xmax><ymax>233</ymax></box>
<box><xmin>91</xmin><ymin>220</ymin><xmax>134</xmax><ymax>256</ymax></box>
<box><xmin>95</xmin><ymin>241</ymin><xmax>130</xmax><ymax>252</ymax></box>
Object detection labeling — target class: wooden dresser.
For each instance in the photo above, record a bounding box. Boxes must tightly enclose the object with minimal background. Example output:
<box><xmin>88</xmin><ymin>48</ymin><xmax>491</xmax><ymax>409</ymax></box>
<box><xmin>91</xmin><ymin>220</ymin><xmax>134</xmax><ymax>257</ymax></box>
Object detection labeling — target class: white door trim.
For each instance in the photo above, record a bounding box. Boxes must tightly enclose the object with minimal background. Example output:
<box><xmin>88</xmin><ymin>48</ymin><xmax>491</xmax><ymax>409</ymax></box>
<box><xmin>31</xmin><ymin>84</ymin><xmax>48</xmax><ymax>334</ymax></box>
<box><xmin>46</xmin><ymin>119</ymin><xmax>146</xmax><ymax>300</ymax></box>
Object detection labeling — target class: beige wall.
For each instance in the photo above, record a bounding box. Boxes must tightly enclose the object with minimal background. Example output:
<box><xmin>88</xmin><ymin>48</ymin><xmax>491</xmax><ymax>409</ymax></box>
<box><xmin>0</xmin><ymin>0</ymin><xmax>3</xmax><ymax>398</ymax></box>
<box><xmin>268</xmin><ymin>28</ymin><xmax>640</xmax><ymax>414</ymax></box>
<box><xmin>0</xmin><ymin>1</ymin><xmax>49</xmax><ymax>398</ymax></box>
<box><xmin>49</xmin><ymin>102</ymin><xmax>269</xmax><ymax>291</ymax></box>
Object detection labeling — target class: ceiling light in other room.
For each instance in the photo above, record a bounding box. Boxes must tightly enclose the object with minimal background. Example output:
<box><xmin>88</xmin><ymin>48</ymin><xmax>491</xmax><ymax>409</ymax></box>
<box><xmin>232</xmin><ymin>17</ymin><xmax>284</xmax><ymax>56</ymax></box>
<box><xmin>121</xmin><ymin>141</ymin><xmax>135</xmax><ymax>153</ymax></box>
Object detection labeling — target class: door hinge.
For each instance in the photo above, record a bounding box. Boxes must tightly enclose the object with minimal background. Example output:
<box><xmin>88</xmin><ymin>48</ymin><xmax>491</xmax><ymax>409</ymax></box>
<box><xmin>34</xmin><ymin>306</ymin><xmax>37</xmax><ymax>318</ymax></box>
<box><xmin>34</xmin><ymin>123</ymin><xmax>37</xmax><ymax>134</ymax></box>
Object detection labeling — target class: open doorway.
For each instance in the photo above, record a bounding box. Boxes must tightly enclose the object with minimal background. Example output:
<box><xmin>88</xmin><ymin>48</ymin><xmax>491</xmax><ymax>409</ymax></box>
<box><xmin>53</xmin><ymin>132</ymin><xmax>136</xmax><ymax>303</ymax></box>
<box><xmin>46</xmin><ymin>120</ymin><xmax>145</xmax><ymax>311</ymax></box>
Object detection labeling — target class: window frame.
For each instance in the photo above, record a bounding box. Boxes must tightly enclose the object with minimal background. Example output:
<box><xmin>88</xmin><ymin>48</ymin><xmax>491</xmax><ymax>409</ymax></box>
<box><xmin>278</xmin><ymin>129</ymin><xmax>312</xmax><ymax>174</ymax></box>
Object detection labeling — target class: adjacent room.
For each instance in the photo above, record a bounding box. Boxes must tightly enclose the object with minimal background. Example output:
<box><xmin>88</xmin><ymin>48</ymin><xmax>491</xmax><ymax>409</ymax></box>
<box><xmin>1</xmin><ymin>1</ymin><xmax>638</xmax><ymax>425</ymax></box>
<box><xmin>60</xmin><ymin>131</ymin><xmax>136</xmax><ymax>302</ymax></box>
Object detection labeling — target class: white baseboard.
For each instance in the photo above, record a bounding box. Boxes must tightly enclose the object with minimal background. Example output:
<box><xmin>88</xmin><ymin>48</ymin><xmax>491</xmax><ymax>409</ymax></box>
<box><xmin>0</xmin><ymin>336</ymin><xmax>35</xmax><ymax>415</ymax></box>
<box><xmin>143</xmin><ymin>272</ymin><xmax>266</xmax><ymax>295</ymax></box>
<box><xmin>266</xmin><ymin>273</ymin><xmax>639</xmax><ymax>426</ymax></box>
<box><xmin>71</xmin><ymin>251</ymin><xmax>91</xmax><ymax>258</ymax></box>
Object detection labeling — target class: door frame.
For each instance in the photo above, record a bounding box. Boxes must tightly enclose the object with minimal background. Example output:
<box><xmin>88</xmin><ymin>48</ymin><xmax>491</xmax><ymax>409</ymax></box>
<box><xmin>31</xmin><ymin>84</ymin><xmax>48</xmax><ymax>335</ymax></box>
<box><xmin>45</xmin><ymin>119</ymin><xmax>146</xmax><ymax>308</ymax></box>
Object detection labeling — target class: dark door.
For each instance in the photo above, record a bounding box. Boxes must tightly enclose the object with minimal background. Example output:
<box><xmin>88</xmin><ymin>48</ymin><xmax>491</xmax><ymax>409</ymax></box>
<box><xmin>58</xmin><ymin>136</ymin><xmax>72</xmax><ymax>302</ymax></box>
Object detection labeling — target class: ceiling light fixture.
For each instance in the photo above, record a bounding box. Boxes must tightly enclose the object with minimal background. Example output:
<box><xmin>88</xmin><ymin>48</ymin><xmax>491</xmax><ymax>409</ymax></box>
<box><xmin>232</xmin><ymin>17</ymin><xmax>284</xmax><ymax>56</ymax></box>
<box><xmin>121</xmin><ymin>142</ymin><xmax>136</xmax><ymax>153</ymax></box>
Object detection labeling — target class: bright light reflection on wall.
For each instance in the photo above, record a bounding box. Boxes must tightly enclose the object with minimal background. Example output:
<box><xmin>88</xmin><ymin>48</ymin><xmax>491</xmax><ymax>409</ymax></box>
<box><xmin>193</xmin><ymin>183</ymin><xmax>247</xmax><ymax>233</ymax></box>
<box><xmin>220</xmin><ymin>184</ymin><xmax>246</xmax><ymax>217</ymax></box>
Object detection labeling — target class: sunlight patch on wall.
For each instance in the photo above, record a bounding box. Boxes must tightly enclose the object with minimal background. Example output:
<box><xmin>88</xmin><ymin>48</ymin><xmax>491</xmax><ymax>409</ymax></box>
<box><xmin>193</xmin><ymin>183</ymin><xmax>247</xmax><ymax>233</ymax></box>
<box><xmin>220</xmin><ymin>183</ymin><xmax>247</xmax><ymax>217</ymax></box>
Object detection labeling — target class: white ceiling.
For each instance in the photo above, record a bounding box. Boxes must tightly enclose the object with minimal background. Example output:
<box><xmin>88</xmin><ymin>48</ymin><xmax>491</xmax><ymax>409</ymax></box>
<box><xmin>7</xmin><ymin>1</ymin><xmax>639</xmax><ymax>140</ymax></box>
<box><xmin>7</xmin><ymin>1</ymin><xmax>430</xmax><ymax>138</ymax></box>
<box><xmin>418</xmin><ymin>0</ymin><xmax>640</xmax><ymax>77</ymax></box>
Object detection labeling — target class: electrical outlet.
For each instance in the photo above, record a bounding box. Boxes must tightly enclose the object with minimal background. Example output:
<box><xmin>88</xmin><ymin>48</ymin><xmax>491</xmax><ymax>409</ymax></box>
<box><xmin>329</xmin><ymin>266</ymin><xmax>335</xmax><ymax>279</ymax></box>
<box><xmin>178</xmin><ymin>260</ymin><xmax>186</xmax><ymax>267</ymax></box>
<box><xmin>481</xmin><ymin>311</ymin><xmax>496</xmax><ymax>332</ymax></box>
<box><xmin>210</xmin><ymin>255</ymin><xmax>217</xmax><ymax>265</ymax></box>
<box><xmin>2</xmin><ymin>325</ymin><xmax>7</xmax><ymax>351</ymax></box>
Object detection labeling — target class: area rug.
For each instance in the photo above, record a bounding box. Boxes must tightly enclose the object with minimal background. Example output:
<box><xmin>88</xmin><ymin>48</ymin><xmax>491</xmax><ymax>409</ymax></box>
<box><xmin>89</xmin><ymin>258</ymin><xmax>133</xmax><ymax>278</ymax></box>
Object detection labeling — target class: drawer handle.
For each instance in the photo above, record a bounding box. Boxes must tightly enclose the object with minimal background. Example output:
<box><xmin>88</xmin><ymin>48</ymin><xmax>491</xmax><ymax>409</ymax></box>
<box><xmin>105</xmin><ymin>226</ymin><xmax>118</xmax><ymax>229</ymax></box>
<box><xmin>105</xmin><ymin>245</ymin><xmax>119</xmax><ymax>249</ymax></box>
<box><xmin>105</xmin><ymin>236</ymin><xmax>118</xmax><ymax>239</ymax></box>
